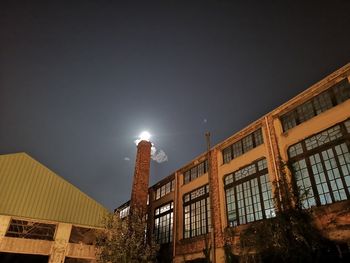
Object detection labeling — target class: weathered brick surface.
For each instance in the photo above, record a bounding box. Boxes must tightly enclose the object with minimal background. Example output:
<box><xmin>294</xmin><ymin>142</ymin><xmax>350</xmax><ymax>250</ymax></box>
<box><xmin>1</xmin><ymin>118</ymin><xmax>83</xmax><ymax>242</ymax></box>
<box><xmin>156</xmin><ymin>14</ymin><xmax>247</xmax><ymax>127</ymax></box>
<box><xmin>312</xmin><ymin>200</ymin><xmax>350</xmax><ymax>242</ymax></box>
<box><xmin>130</xmin><ymin>140</ymin><xmax>152</xmax><ymax>214</ymax></box>
<box><xmin>175</xmin><ymin>236</ymin><xmax>206</xmax><ymax>255</ymax></box>
<box><xmin>208</xmin><ymin>149</ymin><xmax>224</xmax><ymax>248</ymax></box>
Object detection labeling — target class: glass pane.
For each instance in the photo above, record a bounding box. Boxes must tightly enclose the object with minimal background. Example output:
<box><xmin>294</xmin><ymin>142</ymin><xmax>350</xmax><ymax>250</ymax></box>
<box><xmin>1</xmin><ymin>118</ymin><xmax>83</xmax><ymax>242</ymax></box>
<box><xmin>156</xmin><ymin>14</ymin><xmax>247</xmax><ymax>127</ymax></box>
<box><xmin>281</xmin><ymin>111</ymin><xmax>297</xmax><ymax>131</ymax></box>
<box><xmin>305</xmin><ymin>125</ymin><xmax>342</xmax><ymax>150</ymax></box>
<box><xmin>312</xmin><ymin>91</ymin><xmax>333</xmax><ymax>114</ymax></box>
<box><xmin>292</xmin><ymin>159</ymin><xmax>316</xmax><ymax>208</ymax></box>
<box><xmin>297</xmin><ymin>101</ymin><xmax>315</xmax><ymax>123</ymax></box>
<box><xmin>333</xmin><ymin>79</ymin><xmax>350</xmax><ymax>104</ymax></box>
<box><xmin>223</xmin><ymin>147</ymin><xmax>232</xmax><ymax>164</ymax></box>
<box><xmin>288</xmin><ymin>142</ymin><xmax>304</xmax><ymax>158</ymax></box>
<box><xmin>242</xmin><ymin>135</ymin><xmax>253</xmax><ymax>153</ymax></box>
<box><xmin>254</xmin><ymin>129</ymin><xmax>264</xmax><ymax>146</ymax></box>
<box><xmin>232</xmin><ymin>141</ymin><xmax>243</xmax><ymax>158</ymax></box>
<box><xmin>344</xmin><ymin>119</ymin><xmax>350</xmax><ymax>133</ymax></box>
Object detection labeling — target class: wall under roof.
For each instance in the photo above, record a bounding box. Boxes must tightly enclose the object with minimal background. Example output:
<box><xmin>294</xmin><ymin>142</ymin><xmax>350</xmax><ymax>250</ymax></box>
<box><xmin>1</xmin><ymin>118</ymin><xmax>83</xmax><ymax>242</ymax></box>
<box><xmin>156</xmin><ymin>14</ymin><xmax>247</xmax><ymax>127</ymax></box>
<box><xmin>0</xmin><ymin>153</ymin><xmax>108</xmax><ymax>227</ymax></box>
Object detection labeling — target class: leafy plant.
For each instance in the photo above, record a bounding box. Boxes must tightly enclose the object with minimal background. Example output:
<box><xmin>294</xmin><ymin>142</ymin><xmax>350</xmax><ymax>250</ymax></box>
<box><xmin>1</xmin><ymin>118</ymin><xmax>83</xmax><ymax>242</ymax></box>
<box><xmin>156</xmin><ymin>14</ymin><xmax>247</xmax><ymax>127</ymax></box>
<box><xmin>224</xmin><ymin>156</ymin><xmax>341</xmax><ymax>262</ymax></box>
<box><xmin>95</xmin><ymin>210</ymin><xmax>159</xmax><ymax>263</ymax></box>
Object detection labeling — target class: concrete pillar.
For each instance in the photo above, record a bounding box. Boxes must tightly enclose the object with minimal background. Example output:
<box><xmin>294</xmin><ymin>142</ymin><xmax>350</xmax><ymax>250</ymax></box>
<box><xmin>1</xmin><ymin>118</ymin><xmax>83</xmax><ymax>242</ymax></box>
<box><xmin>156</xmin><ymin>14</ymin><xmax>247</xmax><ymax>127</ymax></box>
<box><xmin>0</xmin><ymin>215</ymin><xmax>11</xmax><ymax>239</ymax></box>
<box><xmin>49</xmin><ymin>223</ymin><xmax>72</xmax><ymax>263</ymax></box>
<box><xmin>130</xmin><ymin>140</ymin><xmax>152</xmax><ymax>214</ymax></box>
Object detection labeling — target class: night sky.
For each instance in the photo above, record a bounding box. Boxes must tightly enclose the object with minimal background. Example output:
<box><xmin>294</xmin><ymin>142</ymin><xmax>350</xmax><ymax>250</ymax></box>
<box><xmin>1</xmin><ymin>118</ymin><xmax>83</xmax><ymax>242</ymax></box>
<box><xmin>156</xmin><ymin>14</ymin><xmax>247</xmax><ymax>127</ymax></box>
<box><xmin>1</xmin><ymin>1</ymin><xmax>350</xmax><ymax>211</ymax></box>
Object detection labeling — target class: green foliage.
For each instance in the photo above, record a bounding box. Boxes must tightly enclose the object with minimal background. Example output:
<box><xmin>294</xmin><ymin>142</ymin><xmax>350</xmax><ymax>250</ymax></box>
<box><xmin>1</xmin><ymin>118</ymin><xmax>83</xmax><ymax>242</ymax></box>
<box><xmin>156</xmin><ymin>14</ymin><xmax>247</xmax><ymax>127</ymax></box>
<box><xmin>95</xmin><ymin>211</ymin><xmax>159</xmax><ymax>263</ymax></box>
<box><xmin>236</xmin><ymin>158</ymin><xmax>339</xmax><ymax>262</ymax></box>
<box><xmin>239</xmin><ymin>209</ymin><xmax>337</xmax><ymax>262</ymax></box>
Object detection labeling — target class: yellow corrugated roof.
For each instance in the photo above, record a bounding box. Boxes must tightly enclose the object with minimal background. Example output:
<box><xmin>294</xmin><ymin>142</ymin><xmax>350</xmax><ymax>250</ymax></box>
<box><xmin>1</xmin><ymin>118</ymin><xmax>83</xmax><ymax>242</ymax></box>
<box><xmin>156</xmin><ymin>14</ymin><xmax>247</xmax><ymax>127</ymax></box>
<box><xmin>0</xmin><ymin>153</ymin><xmax>108</xmax><ymax>227</ymax></box>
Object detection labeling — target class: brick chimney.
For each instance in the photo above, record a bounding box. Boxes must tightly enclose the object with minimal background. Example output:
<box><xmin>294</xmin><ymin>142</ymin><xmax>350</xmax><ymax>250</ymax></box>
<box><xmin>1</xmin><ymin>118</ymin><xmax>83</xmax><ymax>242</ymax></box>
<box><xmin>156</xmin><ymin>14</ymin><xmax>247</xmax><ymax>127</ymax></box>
<box><xmin>130</xmin><ymin>140</ymin><xmax>152</xmax><ymax>214</ymax></box>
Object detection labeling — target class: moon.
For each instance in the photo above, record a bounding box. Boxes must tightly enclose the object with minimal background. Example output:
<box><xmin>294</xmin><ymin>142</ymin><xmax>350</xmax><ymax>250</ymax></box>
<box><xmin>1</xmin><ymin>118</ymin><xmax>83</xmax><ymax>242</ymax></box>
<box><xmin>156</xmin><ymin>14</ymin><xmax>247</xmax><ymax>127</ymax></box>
<box><xmin>139</xmin><ymin>131</ymin><xmax>151</xmax><ymax>141</ymax></box>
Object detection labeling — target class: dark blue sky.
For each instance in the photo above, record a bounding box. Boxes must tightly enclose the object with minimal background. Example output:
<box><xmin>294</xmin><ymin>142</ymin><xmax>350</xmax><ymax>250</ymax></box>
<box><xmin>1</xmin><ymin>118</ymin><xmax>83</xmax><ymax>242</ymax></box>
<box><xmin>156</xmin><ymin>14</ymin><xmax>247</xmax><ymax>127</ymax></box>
<box><xmin>1</xmin><ymin>1</ymin><xmax>350</xmax><ymax>210</ymax></box>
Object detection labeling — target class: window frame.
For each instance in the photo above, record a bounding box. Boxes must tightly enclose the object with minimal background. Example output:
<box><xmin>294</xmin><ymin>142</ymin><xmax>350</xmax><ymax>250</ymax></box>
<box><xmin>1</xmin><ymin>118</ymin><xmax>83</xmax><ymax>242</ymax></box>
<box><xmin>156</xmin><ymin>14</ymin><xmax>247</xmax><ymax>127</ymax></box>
<box><xmin>222</xmin><ymin>128</ymin><xmax>264</xmax><ymax>164</ymax></box>
<box><xmin>224</xmin><ymin>158</ymin><xmax>275</xmax><ymax>227</ymax></box>
<box><xmin>281</xmin><ymin>78</ymin><xmax>350</xmax><ymax>132</ymax></box>
<box><xmin>183</xmin><ymin>160</ymin><xmax>208</xmax><ymax>185</ymax></box>
<box><xmin>183</xmin><ymin>184</ymin><xmax>210</xmax><ymax>239</ymax></box>
<box><xmin>153</xmin><ymin>201</ymin><xmax>174</xmax><ymax>244</ymax></box>
<box><xmin>288</xmin><ymin>119</ymin><xmax>350</xmax><ymax>208</ymax></box>
<box><xmin>154</xmin><ymin>179</ymin><xmax>175</xmax><ymax>200</ymax></box>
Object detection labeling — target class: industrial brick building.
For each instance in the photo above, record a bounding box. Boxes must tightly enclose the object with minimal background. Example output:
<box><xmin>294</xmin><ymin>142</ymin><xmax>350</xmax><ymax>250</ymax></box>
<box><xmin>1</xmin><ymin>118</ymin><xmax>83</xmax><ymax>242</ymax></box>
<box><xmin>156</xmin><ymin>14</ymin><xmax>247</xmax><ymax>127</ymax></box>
<box><xmin>118</xmin><ymin>63</ymin><xmax>350</xmax><ymax>262</ymax></box>
<box><xmin>0</xmin><ymin>153</ymin><xmax>108</xmax><ymax>263</ymax></box>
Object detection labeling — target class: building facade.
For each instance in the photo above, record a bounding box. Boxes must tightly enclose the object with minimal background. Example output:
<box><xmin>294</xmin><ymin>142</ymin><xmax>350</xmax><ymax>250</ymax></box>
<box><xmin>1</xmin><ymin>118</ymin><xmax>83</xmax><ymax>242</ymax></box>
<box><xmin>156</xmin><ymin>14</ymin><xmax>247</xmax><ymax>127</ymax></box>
<box><xmin>118</xmin><ymin>63</ymin><xmax>350</xmax><ymax>262</ymax></box>
<box><xmin>0</xmin><ymin>153</ymin><xmax>108</xmax><ymax>263</ymax></box>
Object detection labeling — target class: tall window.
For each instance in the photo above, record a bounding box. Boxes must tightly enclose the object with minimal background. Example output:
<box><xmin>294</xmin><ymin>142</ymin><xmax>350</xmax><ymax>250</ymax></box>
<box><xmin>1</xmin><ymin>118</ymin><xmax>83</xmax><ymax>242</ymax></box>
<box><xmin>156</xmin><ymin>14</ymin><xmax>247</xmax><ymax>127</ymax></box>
<box><xmin>183</xmin><ymin>185</ymin><xmax>211</xmax><ymax>238</ymax></box>
<box><xmin>224</xmin><ymin>158</ymin><xmax>275</xmax><ymax>227</ymax></box>
<box><xmin>281</xmin><ymin>78</ymin><xmax>350</xmax><ymax>131</ymax></box>
<box><xmin>223</xmin><ymin>129</ymin><xmax>264</xmax><ymax>164</ymax></box>
<box><xmin>288</xmin><ymin>119</ymin><xmax>350</xmax><ymax>208</ymax></box>
<box><xmin>183</xmin><ymin>160</ymin><xmax>208</xmax><ymax>184</ymax></box>
<box><xmin>155</xmin><ymin>179</ymin><xmax>175</xmax><ymax>200</ymax></box>
<box><xmin>154</xmin><ymin>202</ymin><xmax>173</xmax><ymax>244</ymax></box>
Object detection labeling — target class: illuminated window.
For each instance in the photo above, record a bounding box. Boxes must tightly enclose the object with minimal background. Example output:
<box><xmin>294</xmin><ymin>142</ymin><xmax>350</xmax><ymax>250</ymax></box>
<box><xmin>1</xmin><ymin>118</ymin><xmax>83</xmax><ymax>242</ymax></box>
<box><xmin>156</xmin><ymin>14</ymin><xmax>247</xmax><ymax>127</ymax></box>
<box><xmin>154</xmin><ymin>202</ymin><xmax>173</xmax><ymax>244</ymax></box>
<box><xmin>155</xmin><ymin>179</ymin><xmax>175</xmax><ymax>200</ymax></box>
<box><xmin>281</xmin><ymin>78</ymin><xmax>350</xmax><ymax>131</ymax></box>
<box><xmin>223</xmin><ymin>129</ymin><xmax>264</xmax><ymax>164</ymax></box>
<box><xmin>183</xmin><ymin>185</ymin><xmax>211</xmax><ymax>238</ymax></box>
<box><xmin>119</xmin><ymin>206</ymin><xmax>130</xmax><ymax>218</ymax></box>
<box><xmin>288</xmin><ymin>119</ymin><xmax>350</xmax><ymax>208</ymax></box>
<box><xmin>183</xmin><ymin>160</ymin><xmax>208</xmax><ymax>184</ymax></box>
<box><xmin>224</xmin><ymin>158</ymin><xmax>275</xmax><ymax>227</ymax></box>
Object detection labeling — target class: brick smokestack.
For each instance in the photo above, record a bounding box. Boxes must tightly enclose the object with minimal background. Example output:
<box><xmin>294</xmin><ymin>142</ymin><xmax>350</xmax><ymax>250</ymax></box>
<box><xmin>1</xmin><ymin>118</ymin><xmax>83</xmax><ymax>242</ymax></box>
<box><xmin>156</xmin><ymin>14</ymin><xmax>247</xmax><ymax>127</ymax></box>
<box><xmin>130</xmin><ymin>140</ymin><xmax>152</xmax><ymax>214</ymax></box>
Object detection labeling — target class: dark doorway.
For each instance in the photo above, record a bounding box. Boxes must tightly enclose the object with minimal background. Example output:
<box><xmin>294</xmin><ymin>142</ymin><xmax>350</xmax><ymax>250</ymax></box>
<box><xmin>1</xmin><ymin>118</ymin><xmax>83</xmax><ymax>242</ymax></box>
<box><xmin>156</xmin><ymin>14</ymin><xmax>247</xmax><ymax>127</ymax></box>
<box><xmin>0</xmin><ymin>252</ymin><xmax>48</xmax><ymax>263</ymax></box>
<box><xmin>157</xmin><ymin>243</ymin><xmax>173</xmax><ymax>263</ymax></box>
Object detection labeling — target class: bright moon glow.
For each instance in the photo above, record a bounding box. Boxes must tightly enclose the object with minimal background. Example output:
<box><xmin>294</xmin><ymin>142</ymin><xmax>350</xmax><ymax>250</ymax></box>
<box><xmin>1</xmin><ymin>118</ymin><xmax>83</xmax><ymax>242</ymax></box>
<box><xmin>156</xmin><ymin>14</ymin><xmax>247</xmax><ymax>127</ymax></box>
<box><xmin>139</xmin><ymin>131</ymin><xmax>151</xmax><ymax>141</ymax></box>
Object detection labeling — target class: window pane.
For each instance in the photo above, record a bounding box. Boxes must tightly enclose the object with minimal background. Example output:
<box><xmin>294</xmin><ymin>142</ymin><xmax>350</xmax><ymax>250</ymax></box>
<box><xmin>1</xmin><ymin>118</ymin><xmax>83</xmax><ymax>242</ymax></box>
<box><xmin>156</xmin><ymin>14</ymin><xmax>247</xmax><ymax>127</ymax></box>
<box><xmin>183</xmin><ymin>185</ymin><xmax>210</xmax><ymax>238</ymax></box>
<box><xmin>291</xmin><ymin>159</ymin><xmax>316</xmax><ymax>208</ymax></box>
<box><xmin>280</xmin><ymin>79</ymin><xmax>350</xmax><ymax>131</ymax></box>
<box><xmin>154</xmin><ymin>202</ymin><xmax>173</xmax><ymax>244</ymax></box>
<box><xmin>190</xmin><ymin>167</ymin><xmax>197</xmax><ymax>181</ymax></box>
<box><xmin>223</xmin><ymin>147</ymin><xmax>232</xmax><ymax>164</ymax></box>
<box><xmin>297</xmin><ymin>101</ymin><xmax>315</xmax><ymax>123</ymax></box>
<box><xmin>197</xmin><ymin>162</ymin><xmax>205</xmax><ymax>175</ymax></box>
<box><xmin>225</xmin><ymin>158</ymin><xmax>275</xmax><ymax>227</ymax></box>
<box><xmin>345</xmin><ymin>119</ymin><xmax>350</xmax><ymax>133</ymax></box>
<box><xmin>242</xmin><ymin>135</ymin><xmax>253</xmax><ymax>153</ymax></box>
<box><xmin>289</xmin><ymin>120</ymin><xmax>350</xmax><ymax>209</ymax></box>
<box><xmin>281</xmin><ymin>111</ymin><xmax>297</xmax><ymax>131</ymax></box>
<box><xmin>254</xmin><ymin>129</ymin><xmax>264</xmax><ymax>146</ymax></box>
<box><xmin>304</xmin><ymin>125</ymin><xmax>342</xmax><ymax>150</ymax></box>
<box><xmin>232</xmin><ymin>141</ymin><xmax>243</xmax><ymax>158</ymax></box>
<box><xmin>183</xmin><ymin>160</ymin><xmax>208</xmax><ymax>184</ymax></box>
<box><xmin>312</xmin><ymin>91</ymin><xmax>333</xmax><ymax>114</ymax></box>
<box><xmin>333</xmin><ymin>79</ymin><xmax>350</xmax><ymax>104</ymax></box>
<box><xmin>184</xmin><ymin>171</ymin><xmax>190</xmax><ymax>184</ymax></box>
<box><xmin>288</xmin><ymin>143</ymin><xmax>303</xmax><ymax>158</ymax></box>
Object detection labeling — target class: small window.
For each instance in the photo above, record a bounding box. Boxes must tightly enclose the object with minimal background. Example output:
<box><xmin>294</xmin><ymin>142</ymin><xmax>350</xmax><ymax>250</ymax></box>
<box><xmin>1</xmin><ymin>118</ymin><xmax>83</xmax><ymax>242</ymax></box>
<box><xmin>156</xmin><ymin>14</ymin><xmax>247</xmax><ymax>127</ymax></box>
<box><xmin>232</xmin><ymin>141</ymin><xmax>243</xmax><ymax>158</ymax></box>
<box><xmin>154</xmin><ymin>179</ymin><xmax>175</xmax><ymax>200</ymax></box>
<box><xmin>281</xmin><ymin>78</ymin><xmax>350</xmax><ymax>132</ymax></box>
<box><xmin>222</xmin><ymin>128</ymin><xmax>264</xmax><ymax>164</ymax></box>
<box><xmin>183</xmin><ymin>160</ymin><xmax>208</xmax><ymax>184</ymax></box>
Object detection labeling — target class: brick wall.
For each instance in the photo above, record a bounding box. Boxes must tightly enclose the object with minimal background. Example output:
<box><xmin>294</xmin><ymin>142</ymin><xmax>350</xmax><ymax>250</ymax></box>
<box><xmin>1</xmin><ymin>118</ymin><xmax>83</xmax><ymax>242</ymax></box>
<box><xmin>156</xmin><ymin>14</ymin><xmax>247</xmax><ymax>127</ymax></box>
<box><xmin>130</xmin><ymin>140</ymin><xmax>152</xmax><ymax>214</ymax></box>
